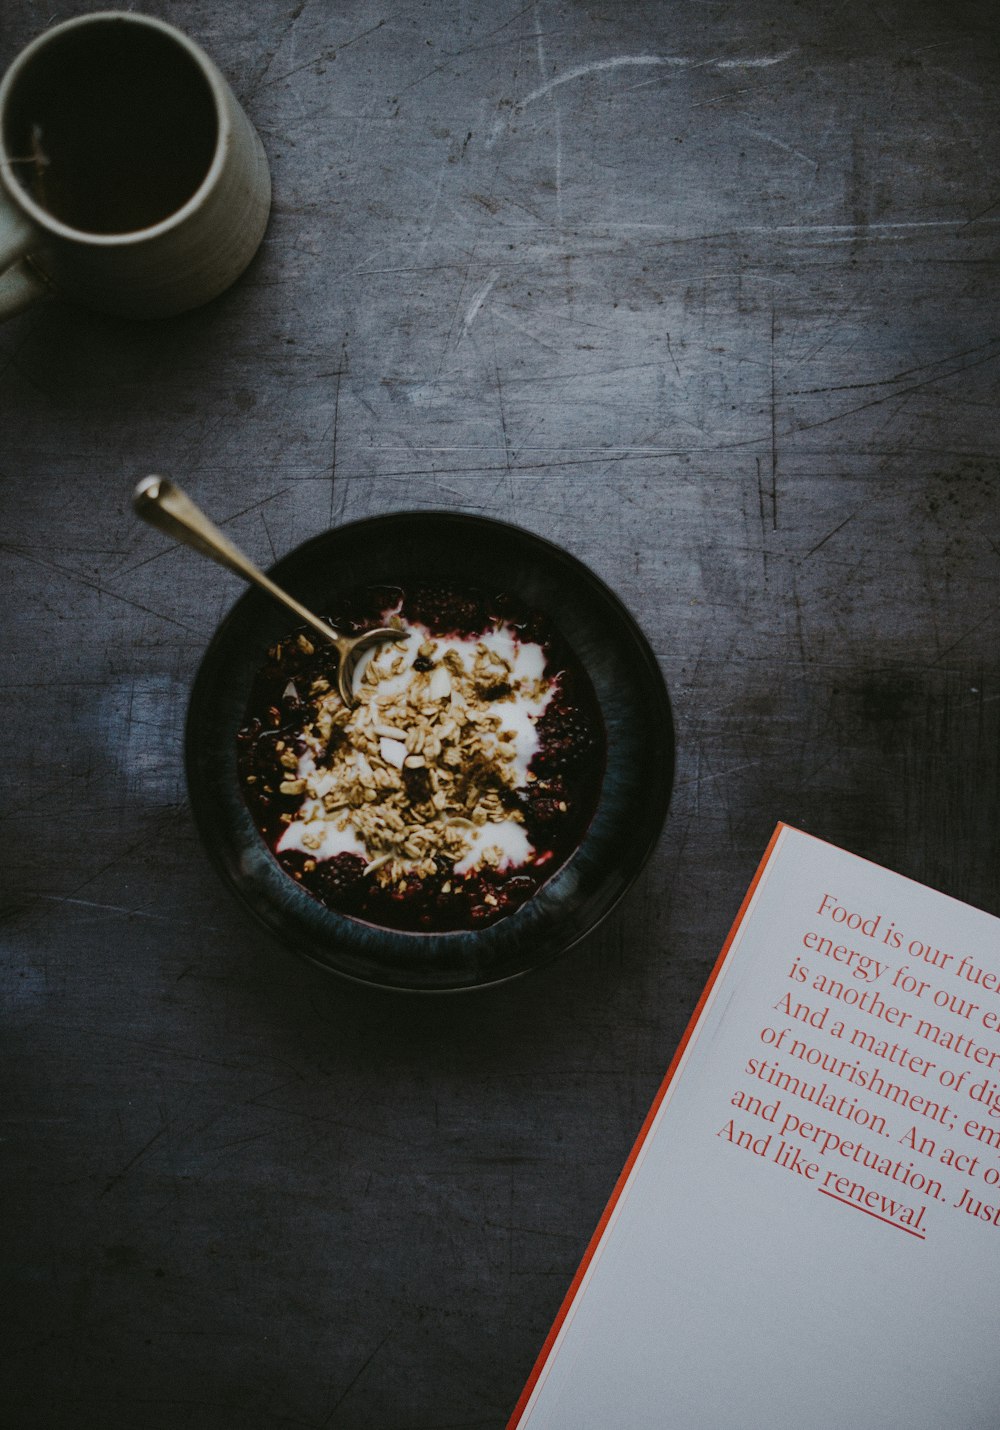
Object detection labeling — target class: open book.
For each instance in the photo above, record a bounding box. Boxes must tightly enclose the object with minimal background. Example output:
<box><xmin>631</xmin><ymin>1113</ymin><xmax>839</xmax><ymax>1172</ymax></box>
<box><xmin>508</xmin><ymin>824</ymin><xmax>1000</xmax><ymax>1429</ymax></box>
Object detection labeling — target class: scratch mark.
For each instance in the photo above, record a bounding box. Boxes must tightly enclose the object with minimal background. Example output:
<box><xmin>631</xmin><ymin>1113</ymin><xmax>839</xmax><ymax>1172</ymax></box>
<box><xmin>36</xmin><ymin>895</ymin><xmax>225</xmax><ymax>932</ymax></box>
<box><xmin>673</xmin><ymin>754</ymin><xmax>771</xmax><ymax>792</ymax></box>
<box><xmin>790</xmin><ymin>572</ymin><xmax>807</xmax><ymax>675</ymax></box>
<box><xmin>220</xmin><ymin>490</ymin><xmax>293</xmax><ymax>527</ymax></box>
<box><xmin>459</xmin><ymin>270</ymin><xmax>499</xmax><ymax>342</ymax></box>
<box><xmin>531</xmin><ymin>0</ymin><xmax>564</xmax><ymax>227</ymax></box>
<box><xmin>260</xmin><ymin>508</ymin><xmax>278</xmax><ymax>564</ymax></box>
<box><xmin>620</xmin><ymin>75</ymin><xmax>665</xmax><ymax>94</ymax></box>
<box><xmin>691</xmin><ymin>86</ymin><xmax>751</xmax><ymax>108</ymax></box>
<box><xmin>243</xmin><ymin>1077</ymin><xmax>307</xmax><ymax>1109</ymax></box>
<box><xmin>792</xmin><ymin>346</ymin><xmax>1000</xmax><ymax>435</ymax></box>
<box><xmin>345</xmin><ymin>259</ymin><xmax>468</xmax><ymax>278</ymax></box>
<box><xmin>0</xmin><ymin>545</ymin><xmax>203</xmax><ymax>634</ymax></box>
<box><xmin>789</xmin><ymin>338</ymin><xmax>1000</xmax><ymax>394</ymax></box>
<box><xmin>554</xmin><ymin>105</ymin><xmax>564</xmax><ymax>226</ymax></box>
<box><xmin>958</xmin><ymin>197</ymin><xmax>1000</xmax><ymax>232</ymax></box>
<box><xmin>519</xmin><ymin>54</ymin><xmax>684</xmax><ymax>106</ymax></box>
<box><xmin>2</xmin><ymin>806</ymin><xmax>189</xmax><ymax>928</ymax></box>
<box><xmin>746</xmin><ymin>128</ymin><xmax>818</xmax><ymax>169</ymax></box>
<box><xmin>933</xmin><ymin>610</ymin><xmax>998</xmax><ymax>664</ymax></box>
<box><xmin>490</xmin><ymin>311</ymin><xmax>515</xmax><ymax>507</ymax></box>
<box><xmin>769</xmin><ymin>305</ymin><xmax>778</xmax><ymax>530</ymax></box>
<box><xmin>533</xmin><ymin>0</ymin><xmax>547</xmax><ymax>79</ymax></box>
<box><xmin>804</xmin><ymin>513</ymin><xmax>855</xmax><ymax>559</ymax></box>
<box><xmin>322</xmin><ymin>1326</ymin><xmax>396</xmax><ymax>1421</ymax></box>
<box><xmin>488</xmin><ymin>304</ymin><xmax>567</xmax><ymax>356</ymax></box>
<box><xmin>516</xmin><ymin>48</ymin><xmax>796</xmax><ymax>107</ymax></box>
<box><xmin>115</xmin><ymin>489</ymin><xmax>291</xmax><ymax>581</ymax></box>
<box><xmin>257</xmin><ymin>18</ymin><xmax>386</xmax><ymax>90</ymax></box>
<box><xmin>467</xmin><ymin>0</ymin><xmax>538</xmax><ymax>50</ymax></box>
<box><xmin>416</xmin><ymin>160</ymin><xmax>449</xmax><ymax>259</ymax></box>
<box><xmin>244</xmin><ymin>0</ymin><xmax>308</xmax><ymax>93</ymax></box>
<box><xmin>495</xmin><ymin>190</ymin><xmax>561</xmax><ymax>232</ymax></box>
<box><xmin>433</xmin><ymin>265</ymin><xmax>476</xmax><ymax>381</ymax></box>
<box><xmin>100</xmin><ymin>1125</ymin><xmax>168</xmax><ymax>1196</ymax></box>
<box><xmin>714</xmin><ymin>49</ymin><xmax>797</xmax><ymax>69</ymax></box>
<box><xmin>755</xmin><ymin>456</ymin><xmax>770</xmax><ymax>567</ymax></box>
<box><xmin>209</xmin><ymin>1131</ymin><xmax>278</xmax><ymax>1155</ymax></box>
<box><xmin>329</xmin><ymin>365</ymin><xmax>343</xmax><ymax>525</ymax></box>
<box><xmin>789</xmin><ymin>219</ymin><xmax>981</xmax><ymax>235</ymax></box>
<box><xmin>333</xmin><ymin>17</ymin><xmax>386</xmax><ymax>57</ymax></box>
<box><xmin>485</xmin><ymin>112</ymin><xmax>510</xmax><ymax>148</ymax></box>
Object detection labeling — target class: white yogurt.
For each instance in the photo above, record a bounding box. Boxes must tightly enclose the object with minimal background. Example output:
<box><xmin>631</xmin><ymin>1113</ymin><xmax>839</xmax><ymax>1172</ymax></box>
<box><xmin>279</xmin><ymin>614</ymin><xmax>558</xmax><ymax>881</ymax></box>
<box><xmin>277</xmin><ymin>817</ymin><xmax>367</xmax><ymax>861</ymax></box>
<box><xmin>452</xmin><ymin>819</ymin><xmax>534</xmax><ymax>876</ymax></box>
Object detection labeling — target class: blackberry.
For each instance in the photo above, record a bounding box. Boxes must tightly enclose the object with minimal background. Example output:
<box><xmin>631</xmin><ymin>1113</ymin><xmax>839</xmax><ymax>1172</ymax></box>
<box><xmin>490</xmin><ymin>592</ymin><xmax>553</xmax><ymax>647</ymax></box>
<box><xmin>498</xmin><ymin>784</ymin><xmax>523</xmax><ymax>812</ymax></box>
<box><xmin>324</xmin><ymin>585</ymin><xmax>402</xmax><ymax>634</ymax></box>
<box><xmin>238</xmin><ymin>726</ymin><xmax>304</xmax><ymax>794</ymax></box>
<box><xmin>516</xmin><ymin>777</ymin><xmax>570</xmax><ymax>834</ymax></box>
<box><xmin>489</xmin><ymin>874</ymin><xmax>536</xmax><ymax>914</ymax></box>
<box><xmin>314</xmin><ymin>852</ymin><xmax>368</xmax><ymax>902</ymax></box>
<box><xmin>404</xmin><ymin>585</ymin><xmax>487</xmax><ymax>637</ymax></box>
<box><xmin>280</xmin><ymin>684</ymin><xmax>307</xmax><ymax>720</ymax></box>
<box><xmin>502</xmin><ymin>875</ymin><xmax>536</xmax><ymax>899</ymax></box>
<box><xmin>389</xmin><ymin>872</ymin><xmax>430</xmax><ymax>903</ymax></box>
<box><xmin>316</xmin><ymin>724</ymin><xmax>345</xmax><ymax>768</ymax></box>
<box><xmin>517</xmin><ymin>775</ymin><xmax>567</xmax><ymax>809</ymax></box>
<box><xmin>533</xmin><ymin>702</ymin><xmax>595</xmax><ymax>773</ymax></box>
<box><xmin>465</xmin><ymin>870</ymin><xmax>536</xmax><ymax>923</ymax></box>
<box><xmin>261</xmin><ymin>636</ymin><xmax>317</xmax><ymax>682</ymax></box>
<box><xmin>525</xmin><ymin>796</ymin><xmax>564</xmax><ymax>826</ymax></box>
<box><xmin>402</xmin><ymin>764</ymin><xmax>434</xmax><ymax>806</ymax></box>
<box><xmin>236</xmin><ymin>716</ymin><xmax>263</xmax><ymax>745</ymax></box>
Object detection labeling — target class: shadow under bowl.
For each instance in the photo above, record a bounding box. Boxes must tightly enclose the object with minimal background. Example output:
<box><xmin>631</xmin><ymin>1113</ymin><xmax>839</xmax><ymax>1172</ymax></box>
<box><xmin>185</xmin><ymin>511</ymin><xmax>674</xmax><ymax>992</ymax></box>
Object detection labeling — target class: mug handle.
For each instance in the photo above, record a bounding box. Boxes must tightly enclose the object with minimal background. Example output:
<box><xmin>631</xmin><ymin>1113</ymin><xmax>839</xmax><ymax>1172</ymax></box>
<box><xmin>0</xmin><ymin>200</ymin><xmax>49</xmax><ymax>320</ymax></box>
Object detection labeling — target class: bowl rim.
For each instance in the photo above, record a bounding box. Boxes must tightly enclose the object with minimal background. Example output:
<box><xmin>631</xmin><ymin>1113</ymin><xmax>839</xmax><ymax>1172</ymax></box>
<box><xmin>184</xmin><ymin>508</ymin><xmax>674</xmax><ymax>993</ymax></box>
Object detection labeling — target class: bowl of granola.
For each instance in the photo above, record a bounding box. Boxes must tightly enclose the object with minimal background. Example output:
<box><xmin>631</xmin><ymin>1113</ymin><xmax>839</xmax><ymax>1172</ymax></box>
<box><xmin>186</xmin><ymin>511</ymin><xmax>673</xmax><ymax>991</ymax></box>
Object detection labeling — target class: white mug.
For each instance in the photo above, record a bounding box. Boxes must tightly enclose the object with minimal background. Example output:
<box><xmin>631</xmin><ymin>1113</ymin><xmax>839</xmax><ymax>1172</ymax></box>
<box><xmin>0</xmin><ymin>11</ymin><xmax>271</xmax><ymax>321</ymax></box>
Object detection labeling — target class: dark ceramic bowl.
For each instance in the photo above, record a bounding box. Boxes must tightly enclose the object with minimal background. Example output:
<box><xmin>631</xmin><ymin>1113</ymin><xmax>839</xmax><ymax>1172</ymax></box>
<box><xmin>186</xmin><ymin>511</ymin><xmax>673</xmax><ymax>992</ymax></box>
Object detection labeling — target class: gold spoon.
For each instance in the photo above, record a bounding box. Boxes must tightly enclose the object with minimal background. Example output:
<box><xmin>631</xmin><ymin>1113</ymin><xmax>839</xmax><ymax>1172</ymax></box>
<box><xmin>132</xmin><ymin>475</ymin><xmax>407</xmax><ymax>707</ymax></box>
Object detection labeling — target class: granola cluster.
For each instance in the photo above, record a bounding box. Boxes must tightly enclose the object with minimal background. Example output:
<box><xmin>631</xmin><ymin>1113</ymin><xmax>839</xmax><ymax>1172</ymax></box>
<box><xmin>273</xmin><ymin>625</ymin><xmax>552</xmax><ymax>890</ymax></box>
<box><xmin>236</xmin><ymin>584</ymin><xmax>605</xmax><ymax>932</ymax></box>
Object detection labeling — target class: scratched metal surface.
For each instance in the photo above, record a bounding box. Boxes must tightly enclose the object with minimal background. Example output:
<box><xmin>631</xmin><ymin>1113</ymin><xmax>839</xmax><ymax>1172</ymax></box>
<box><xmin>2</xmin><ymin>1</ymin><xmax>998</xmax><ymax>1425</ymax></box>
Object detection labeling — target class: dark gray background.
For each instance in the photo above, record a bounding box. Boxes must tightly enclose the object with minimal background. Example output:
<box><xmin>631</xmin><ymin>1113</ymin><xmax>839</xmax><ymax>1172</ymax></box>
<box><xmin>2</xmin><ymin>2</ymin><xmax>998</xmax><ymax>1426</ymax></box>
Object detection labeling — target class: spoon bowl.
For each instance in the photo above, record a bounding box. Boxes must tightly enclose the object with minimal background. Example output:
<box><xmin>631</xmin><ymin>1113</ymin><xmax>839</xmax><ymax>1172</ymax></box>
<box><xmin>132</xmin><ymin>475</ymin><xmax>407</xmax><ymax>705</ymax></box>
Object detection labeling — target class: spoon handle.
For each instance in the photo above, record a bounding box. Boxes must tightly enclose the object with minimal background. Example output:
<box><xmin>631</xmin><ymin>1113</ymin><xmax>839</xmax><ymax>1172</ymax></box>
<box><xmin>132</xmin><ymin>475</ymin><xmax>341</xmax><ymax>649</ymax></box>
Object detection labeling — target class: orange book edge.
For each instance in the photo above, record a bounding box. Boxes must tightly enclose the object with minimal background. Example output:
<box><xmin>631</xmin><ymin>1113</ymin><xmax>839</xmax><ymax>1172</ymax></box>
<box><xmin>506</xmin><ymin>820</ymin><xmax>788</xmax><ymax>1429</ymax></box>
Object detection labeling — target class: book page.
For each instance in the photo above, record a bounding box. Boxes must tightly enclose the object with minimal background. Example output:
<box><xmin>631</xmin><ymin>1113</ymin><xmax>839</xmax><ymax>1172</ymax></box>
<box><xmin>511</xmin><ymin>825</ymin><xmax>1000</xmax><ymax>1430</ymax></box>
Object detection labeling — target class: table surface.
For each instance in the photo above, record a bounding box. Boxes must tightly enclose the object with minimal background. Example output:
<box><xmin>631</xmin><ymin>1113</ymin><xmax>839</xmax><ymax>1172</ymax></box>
<box><xmin>3</xmin><ymin>2</ymin><xmax>998</xmax><ymax>1426</ymax></box>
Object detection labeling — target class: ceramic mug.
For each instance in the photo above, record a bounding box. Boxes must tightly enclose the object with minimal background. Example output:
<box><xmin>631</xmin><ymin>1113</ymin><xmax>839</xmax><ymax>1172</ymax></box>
<box><xmin>0</xmin><ymin>10</ymin><xmax>271</xmax><ymax>321</ymax></box>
